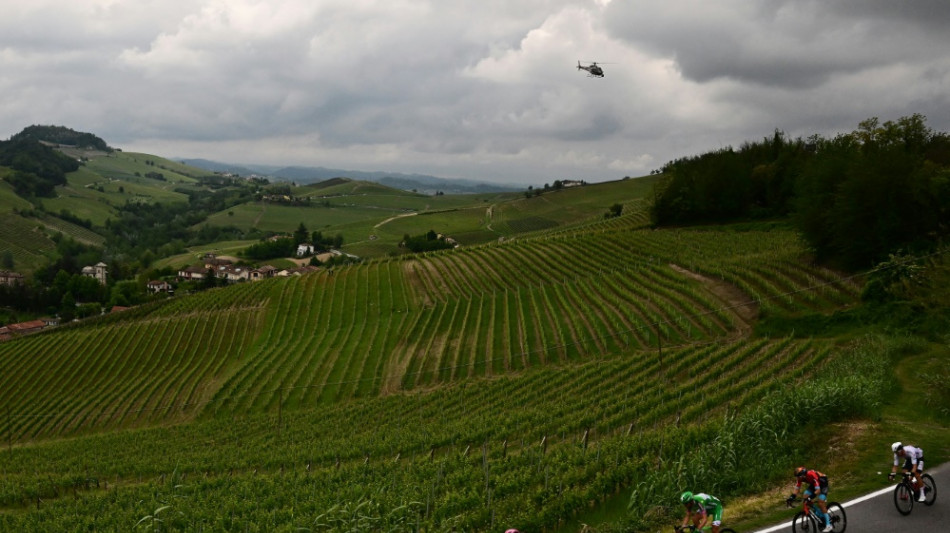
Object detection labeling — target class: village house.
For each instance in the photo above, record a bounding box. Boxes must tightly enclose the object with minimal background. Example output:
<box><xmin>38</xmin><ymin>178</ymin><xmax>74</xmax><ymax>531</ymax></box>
<box><xmin>276</xmin><ymin>265</ymin><xmax>320</xmax><ymax>277</ymax></box>
<box><xmin>203</xmin><ymin>254</ymin><xmax>233</xmax><ymax>270</ymax></box>
<box><xmin>296</xmin><ymin>243</ymin><xmax>315</xmax><ymax>257</ymax></box>
<box><xmin>0</xmin><ymin>270</ymin><xmax>24</xmax><ymax>286</ymax></box>
<box><xmin>249</xmin><ymin>265</ymin><xmax>277</xmax><ymax>281</ymax></box>
<box><xmin>177</xmin><ymin>265</ymin><xmax>208</xmax><ymax>280</ymax></box>
<box><xmin>146</xmin><ymin>280</ymin><xmax>174</xmax><ymax>294</ymax></box>
<box><xmin>216</xmin><ymin>264</ymin><xmax>249</xmax><ymax>283</ymax></box>
<box><xmin>0</xmin><ymin>319</ymin><xmax>48</xmax><ymax>342</ymax></box>
<box><xmin>81</xmin><ymin>262</ymin><xmax>108</xmax><ymax>285</ymax></box>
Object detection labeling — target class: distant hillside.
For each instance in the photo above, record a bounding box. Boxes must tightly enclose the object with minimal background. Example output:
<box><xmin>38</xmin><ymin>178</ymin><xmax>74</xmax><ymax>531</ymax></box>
<box><xmin>0</xmin><ymin>136</ymin><xmax>79</xmax><ymax>197</ymax></box>
<box><xmin>180</xmin><ymin>158</ymin><xmax>523</xmax><ymax>194</ymax></box>
<box><xmin>11</xmin><ymin>125</ymin><xmax>111</xmax><ymax>152</ymax></box>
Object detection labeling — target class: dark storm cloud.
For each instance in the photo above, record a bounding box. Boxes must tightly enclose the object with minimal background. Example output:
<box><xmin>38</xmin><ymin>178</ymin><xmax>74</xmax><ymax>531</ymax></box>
<box><xmin>2</xmin><ymin>1</ymin><xmax>949</xmax><ymax>185</ymax></box>
<box><xmin>603</xmin><ymin>0</ymin><xmax>950</xmax><ymax>88</ymax></box>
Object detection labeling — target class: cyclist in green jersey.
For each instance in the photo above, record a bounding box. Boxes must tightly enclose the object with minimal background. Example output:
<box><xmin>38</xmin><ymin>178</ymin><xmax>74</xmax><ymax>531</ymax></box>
<box><xmin>679</xmin><ymin>491</ymin><xmax>723</xmax><ymax>533</ymax></box>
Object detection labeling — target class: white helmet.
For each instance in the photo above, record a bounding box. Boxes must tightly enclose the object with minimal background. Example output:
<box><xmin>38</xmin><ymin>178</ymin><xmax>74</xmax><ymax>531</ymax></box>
<box><xmin>891</xmin><ymin>442</ymin><xmax>903</xmax><ymax>453</ymax></box>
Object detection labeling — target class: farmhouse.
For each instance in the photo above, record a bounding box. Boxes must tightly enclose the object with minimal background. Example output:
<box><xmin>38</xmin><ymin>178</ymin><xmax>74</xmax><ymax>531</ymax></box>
<box><xmin>203</xmin><ymin>254</ymin><xmax>233</xmax><ymax>269</ymax></box>
<box><xmin>249</xmin><ymin>265</ymin><xmax>277</xmax><ymax>281</ymax></box>
<box><xmin>277</xmin><ymin>265</ymin><xmax>320</xmax><ymax>277</ymax></box>
<box><xmin>216</xmin><ymin>264</ymin><xmax>249</xmax><ymax>282</ymax></box>
<box><xmin>178</xmin><ymin>265</ymin><xmax>208</xmax><ymax>280</ymax></box>
<box><xmin>0</xmin><ymin>270</ymin><xmax>24</xmax><ymax>286</ymax></box>
<box><xmin>81</xmin><ymin>262</ymin><xmax>108</xmax><ymax>285</ymax></box>
<box><xmin>146</xmin><ymin>280</ymin><xmax>173</xmax><ymax>294</ymax></box>
<box><xmin>0</xmin><ymin>319</ymin><xmax>47</xmax><ymax>341</ymax></box>
<box><xmin>296</xmin><ymin>244</ymin><xmax>315</xmax><ymax>257</ymax></box>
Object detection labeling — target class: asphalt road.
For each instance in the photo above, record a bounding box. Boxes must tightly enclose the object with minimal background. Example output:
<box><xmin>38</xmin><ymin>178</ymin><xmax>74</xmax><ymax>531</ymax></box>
<box><xmin>753</xmin><ymin>463</ymin><xmax>945</xmax><ymax>532</ymax></box>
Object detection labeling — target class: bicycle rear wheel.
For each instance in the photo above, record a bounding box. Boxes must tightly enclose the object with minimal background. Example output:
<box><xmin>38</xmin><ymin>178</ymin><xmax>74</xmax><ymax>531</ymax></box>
<box><xmin>791</xmin><ymin>511</ymin><xmax>817</xmax><ymax>532</ymax></box>
<box><xmin>826</xmin><ymin>502</ymin><xmax>847</xmax><ymax>533</ymax></box>
<box><xmin>719</xmin><ymin>529</ymin><xmax>736</xmax><ymax>533</ymax></box>
<box><xmin>922</xmin><ymin>473</ymin><xmax>937</xmax><ymax>506</ymax></box>
<box><xmin>894</xmin><ymin>482</ymin><xmax>914</xmax><ymax>515</ymax></box>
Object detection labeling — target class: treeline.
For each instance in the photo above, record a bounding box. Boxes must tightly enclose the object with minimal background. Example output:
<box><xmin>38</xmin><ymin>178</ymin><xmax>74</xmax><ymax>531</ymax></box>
<box><xmin>652</xmin><ymin>114</ymin><xmax>950</xmax><ymax>269</ymax></box>
<box><xmin>0</xmin><ymin>136</ymin><xmax>79</xmax><ymax>197</ymax></box>
<box><xmin>242</xmin><ymin>223</ymin><xmax>344</xmax><ymax>261</ymax></box>
<box><xmin>0</xmin><ymin>235</ymin><xmax>178</xmax><ymax>323</ymax></box>
<box><xmin>402</xmin><ymin>230</ymin><xmax>455</xmax><ymax>253</ymax></box>
<box><xmin>12</xmin><ymin>124</ymin><xmax>112</xmax><ymax>152</ymax></box>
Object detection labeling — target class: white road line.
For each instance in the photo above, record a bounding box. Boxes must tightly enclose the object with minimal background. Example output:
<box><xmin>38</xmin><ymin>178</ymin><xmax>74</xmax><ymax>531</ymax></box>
<box><xmin>751</xmin><ymin>486</ymin><xmax>895</xmax><ymax>533</ymax></box>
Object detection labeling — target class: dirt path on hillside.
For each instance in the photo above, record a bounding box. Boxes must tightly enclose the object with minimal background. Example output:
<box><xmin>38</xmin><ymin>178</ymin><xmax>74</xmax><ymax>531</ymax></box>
<box><xmin>375</xmin><ymin>211</ymin><xmax>418</xmax><ymax>229</ymax></box>
<box><xmin>669</xmin><ymin>263</ymin><xmax>759</xmax><ymax>332</ymax></box>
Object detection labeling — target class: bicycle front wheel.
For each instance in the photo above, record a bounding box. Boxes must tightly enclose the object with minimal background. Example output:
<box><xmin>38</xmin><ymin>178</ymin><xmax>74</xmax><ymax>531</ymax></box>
<box><xmin>922</xmin><ymin>473</ymin><xmax>937</xmax><ymax>506</ymax></box>
<box><xmin>894</xmin><ymin>482</ymin><xmax>914</xmax><ymax>515</ymax></box>
<box><xmin>791</xmin><ymin>511</ymin><xmax>816</xmax><ymax>533</ymax></box>
<box><xmin>826</xmin><ymin>502</ymin><xmax>847</xmax><ymax>533</ymax></box>
<box><xmin>719</xmin><ymin>529</ymin><xmax>736</xmax><ymax>533</ymax></box>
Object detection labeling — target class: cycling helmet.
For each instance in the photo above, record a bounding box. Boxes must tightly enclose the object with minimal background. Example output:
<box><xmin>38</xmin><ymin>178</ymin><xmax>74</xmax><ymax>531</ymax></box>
<box><xmin>680</xmin><ymin>491</ymin><xmax>694</xmax><ymax>504</ymax></box>
<box><xmin>891</xmin><ymin>442</ymin><xmax>903</xmax><ymax>453</ymax></box>
<box><xmin>794</xmin><ymin>466</ymin><xmax>807</xmax><ymax>478</ymax></box>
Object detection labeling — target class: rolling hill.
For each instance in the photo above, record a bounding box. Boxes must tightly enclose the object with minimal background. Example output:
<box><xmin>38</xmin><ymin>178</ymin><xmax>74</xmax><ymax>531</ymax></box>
<box><xmin>1</xmin><ymin>125</ymin><xmax>948</xmax><ymax>531</ymax></box>
<box><xmin>4</xmin><ymin>188</ymin><xmax>942</xmax><ymax>531</ymax></box>
<box><xmin>180</xmin><ymin>158</ymin><xmax>526</xmax><ymax>194</ymax></box>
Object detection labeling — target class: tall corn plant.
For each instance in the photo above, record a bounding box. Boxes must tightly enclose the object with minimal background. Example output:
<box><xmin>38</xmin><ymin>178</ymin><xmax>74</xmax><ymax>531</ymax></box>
<box><xmin>628</xmin><ymin>335</ymin><xmax>893</xmax><ymax>522</ymax></box>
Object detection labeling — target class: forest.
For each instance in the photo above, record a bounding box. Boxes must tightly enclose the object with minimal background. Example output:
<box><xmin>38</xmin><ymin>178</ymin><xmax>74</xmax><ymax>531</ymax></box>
<box><xmin>652</xmin><ymin>114</ymin><xmax>950</xmax><ymax>269</ymax></box>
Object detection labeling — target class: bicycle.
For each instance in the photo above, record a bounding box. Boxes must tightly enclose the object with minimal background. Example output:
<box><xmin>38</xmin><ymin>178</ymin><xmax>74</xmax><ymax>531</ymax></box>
<box><xmin>674</xmin><ymin>524</ymin><xmax>737</xmax><ymax>533</ymax></box>
<box><xmin>892</xmin><ymin>470</ymin><xmax>937</xmax><ymax>515</ymax></box>
<box><xmin>785</xmin><ymin>494</ymin><xmax>846</xmax><ymax>533</ymax></box>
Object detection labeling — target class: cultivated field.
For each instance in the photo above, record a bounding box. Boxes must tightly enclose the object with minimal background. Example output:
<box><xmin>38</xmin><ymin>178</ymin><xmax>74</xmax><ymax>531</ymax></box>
<box><xmin>0</xmin><ymin>176</ymin><xmax>884</xmax><ymax>531</ymax></box>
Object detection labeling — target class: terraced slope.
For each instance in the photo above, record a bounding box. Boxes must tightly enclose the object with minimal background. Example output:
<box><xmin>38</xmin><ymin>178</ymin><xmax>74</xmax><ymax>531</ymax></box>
<box><xmin>1</xmin><ymin>334</ymin><xmax>858</xmax><ymax>532</ymax></box>
<box><xmin>0</xmin><ymin>214</ymin><xmax>859</xmax><ymax>443</ymax></box>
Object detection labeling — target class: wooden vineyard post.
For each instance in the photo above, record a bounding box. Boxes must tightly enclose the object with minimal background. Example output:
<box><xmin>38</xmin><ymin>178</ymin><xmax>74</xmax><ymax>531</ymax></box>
<box><xmin>277</xmin><ymin>389</ymin><xmax>283</xmax><ymax>438</ymax></box>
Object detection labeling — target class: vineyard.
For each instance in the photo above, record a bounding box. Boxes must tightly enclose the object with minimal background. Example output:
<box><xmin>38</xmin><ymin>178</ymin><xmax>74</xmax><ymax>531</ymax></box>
<box><xmin>0</xmin><ymin>205</ymin><xmax>876</xmax><ymax>530</ymax></box>
<box><xmin>0</xmin><ymin>213</ymin><xmax>57</xmax><ymax>272</ymax></box>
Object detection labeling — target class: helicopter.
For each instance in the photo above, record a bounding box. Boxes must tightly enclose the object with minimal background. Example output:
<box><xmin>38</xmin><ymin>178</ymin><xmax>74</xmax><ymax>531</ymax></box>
<box><xmin>577</xmin><ymin>61</ymin><xmax>606</xmax><ymax>78</ymax></box>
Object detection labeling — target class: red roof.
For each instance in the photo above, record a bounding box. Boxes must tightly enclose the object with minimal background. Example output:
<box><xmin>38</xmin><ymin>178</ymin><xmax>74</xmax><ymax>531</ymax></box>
<box><xmin>7</xmin><ymin>320</ymin><xmax>47</xmax><ymax>332</ymax></box>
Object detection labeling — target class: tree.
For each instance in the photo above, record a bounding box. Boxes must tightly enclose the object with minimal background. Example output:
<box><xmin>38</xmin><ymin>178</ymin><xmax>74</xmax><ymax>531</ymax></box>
<box><xmin>794</xmin><ymin>114</ymin><xmax>949</xmax><ymax>269</ymax></box>
<box><xmin>60</xmin><ymin>292</ymin><xmax>76</xmax><ymax>322</ymax></box>
<box><xmin>294</xmin><ymin>222</ymin><xmax>308</xmax><ymax>244</ymax></box>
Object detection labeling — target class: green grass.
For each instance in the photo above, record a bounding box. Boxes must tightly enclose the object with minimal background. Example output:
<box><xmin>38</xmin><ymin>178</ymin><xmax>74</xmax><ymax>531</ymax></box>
<box><xmin>195</xmin><ymin>178</ymin><xmax>656</xmax><ymax>262</ymax></box>
<box><xmin>152</xmin><ymin>240</ymin><xmax>262</xmax><ymax>270</ymax></box>
<box><xmin>84</xmin><ymin>151</ymin><xmax>203</xmax><ymax>184</ymax></box>
<box><xmin>0</xmin><ymin>172</ymin><xmax>34</xmax><ymax>213</ymax></box>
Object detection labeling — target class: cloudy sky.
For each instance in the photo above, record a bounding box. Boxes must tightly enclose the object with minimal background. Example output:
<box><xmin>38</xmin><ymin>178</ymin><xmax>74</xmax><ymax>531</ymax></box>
<box><xmin>2</xmin><ymin>0</ymin><xmax>949</xmax><ymax>186</ymax></box>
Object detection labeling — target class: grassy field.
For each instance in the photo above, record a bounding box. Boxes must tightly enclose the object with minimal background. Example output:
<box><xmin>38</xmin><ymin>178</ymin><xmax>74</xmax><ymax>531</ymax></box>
<box><xmin>198</xmin><ymin>180</ymin><xmax>650</xmax><ymax>260</ymax></box>
<box><xmin>84</xmin><ymin>151</ymin><xmax>204</xmax><ymax>184</ymax></box>
<box><xmin>0</xmin><ymin>174</ymin><xmax>33</xmax><ymax>213</ymax></box>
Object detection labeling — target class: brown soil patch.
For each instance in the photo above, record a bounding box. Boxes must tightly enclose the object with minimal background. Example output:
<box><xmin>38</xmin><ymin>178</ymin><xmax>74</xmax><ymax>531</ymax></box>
<box><xmin>669</xmin><ymin>264</ymin><xmax>759</xmax><ymax>330</ymax></box>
